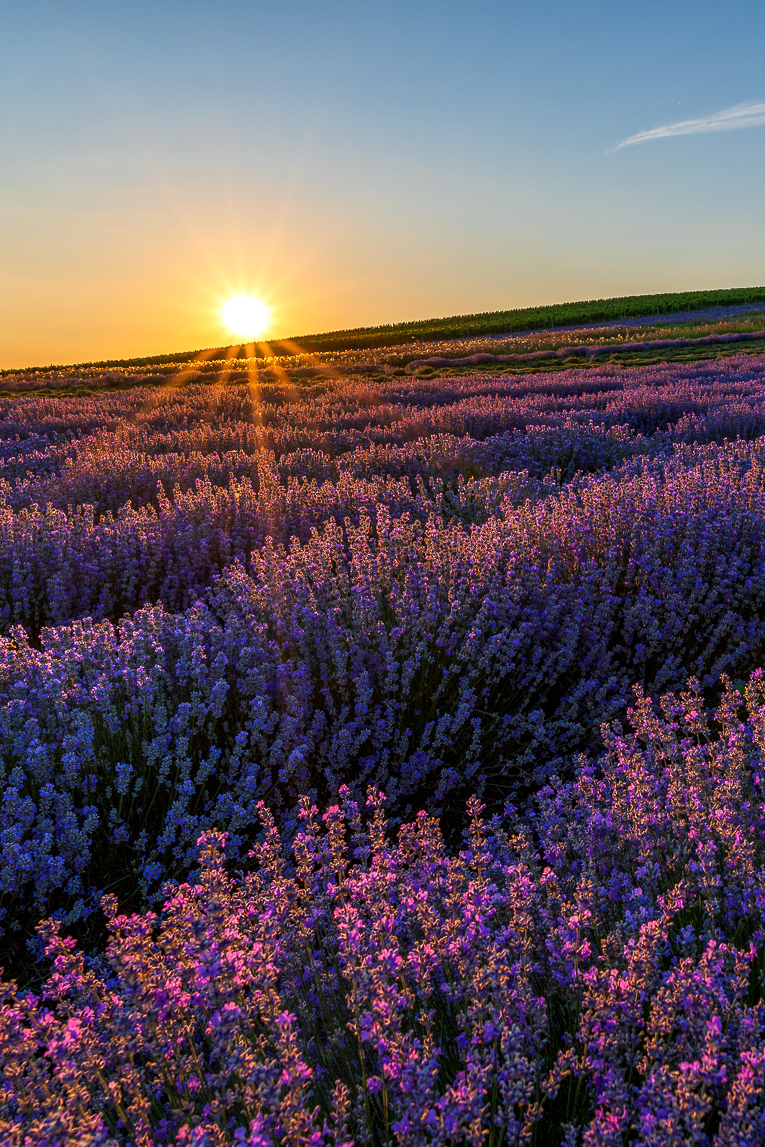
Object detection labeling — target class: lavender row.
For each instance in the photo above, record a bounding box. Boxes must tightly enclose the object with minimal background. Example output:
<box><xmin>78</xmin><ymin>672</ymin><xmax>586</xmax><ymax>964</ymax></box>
<box><xmin>2</xmin><ymin>424</ymin><xmax>644</xmax><ymax>517</ymax></box>
<box><xmin>2</xmin><ymin>359</ymin><xmax>765</xmax><ymax>504</ymax></box>
<box><xmin>5</xmin><ymin>675</ymin><xmax>765</xmax><ymax>1144</ymax></box>
<box><xmin>2</xmin><ymin>461</ymin><xmax>540</xmax><ymax>630</ymax></box>
<box><xmin>3</xmin><ymin>354</ymin><xmax>765</xmax><ymax>445</ymax></box>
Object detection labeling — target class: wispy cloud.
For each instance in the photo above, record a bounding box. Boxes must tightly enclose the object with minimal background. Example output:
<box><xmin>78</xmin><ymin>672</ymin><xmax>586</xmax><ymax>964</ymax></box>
<box><xmin>612</xmin><ymin>100</ymin><xmax>765</xmax><ymax>151</ymax></box>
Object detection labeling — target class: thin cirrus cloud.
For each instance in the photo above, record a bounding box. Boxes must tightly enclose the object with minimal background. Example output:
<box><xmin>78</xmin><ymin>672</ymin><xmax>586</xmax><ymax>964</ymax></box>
<box><xmin>612</xmin><ymin>100</ymin><xmax>765</xmax><ymax>151</ymax></box>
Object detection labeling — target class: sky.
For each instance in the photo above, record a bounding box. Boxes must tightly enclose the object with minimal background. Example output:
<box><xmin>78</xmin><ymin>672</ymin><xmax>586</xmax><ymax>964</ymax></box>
<box><xmin>1</xmin><ymin>0</ymin><xmax>765</xmax><ymax>369</ymax></box>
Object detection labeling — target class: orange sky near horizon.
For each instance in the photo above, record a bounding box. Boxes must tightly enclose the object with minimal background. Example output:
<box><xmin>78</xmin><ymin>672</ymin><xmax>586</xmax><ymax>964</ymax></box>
<box><xmin>0</xmin><ymin>163</ymin><xmax>684</xmax><ymax>370</ymax></box>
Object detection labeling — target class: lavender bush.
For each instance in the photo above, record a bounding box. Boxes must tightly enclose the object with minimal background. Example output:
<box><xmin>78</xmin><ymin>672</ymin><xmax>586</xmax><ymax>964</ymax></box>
<box><xmin>4</xmin><ymin>675</ymin><xmax>765</xmax><ymax>1144</ymax></box>
<box><xmin>5</xmin><ymin>352</ymin><xmax>765</xmax><ymax>1141</ymax></box>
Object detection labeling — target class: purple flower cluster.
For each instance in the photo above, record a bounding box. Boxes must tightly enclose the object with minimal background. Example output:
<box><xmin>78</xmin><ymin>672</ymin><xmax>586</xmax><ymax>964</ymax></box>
<box><xmin>5</xmin><ymin>676</ymin><xmax>765</xmax><ymax>1144</ymax></box>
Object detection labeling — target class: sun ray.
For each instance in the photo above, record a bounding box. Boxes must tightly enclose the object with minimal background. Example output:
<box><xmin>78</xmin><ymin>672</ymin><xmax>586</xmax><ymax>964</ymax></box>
<box><xmin>243</xmin><ymin>344</ymin><xmax>264</xmax><ymax>429</ymax></box>
<box><xmin>216</xmin><ymin>342</ymin><xmax>245</xmax><ymax>389</ymax></box>
<box><xmin>165</xmin><ymin>344</ymin><xmax>224</xmax><ymax>390</ymax></box>
<box><xmin>271</xmin><ymin>337</ymin><xmax>343</xmax><ymax>381</ymax></box>
<box><xmin>254</xmin><ymin>341</ymin><xmax>300</xmax><ymax>405</ymax></box>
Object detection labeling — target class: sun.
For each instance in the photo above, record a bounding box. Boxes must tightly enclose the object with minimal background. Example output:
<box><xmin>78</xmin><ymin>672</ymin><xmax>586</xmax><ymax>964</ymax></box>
<box><xmin>220</xmin><ymin>295</ymin><xmax>271</xmax><ymax>341</ymax></box>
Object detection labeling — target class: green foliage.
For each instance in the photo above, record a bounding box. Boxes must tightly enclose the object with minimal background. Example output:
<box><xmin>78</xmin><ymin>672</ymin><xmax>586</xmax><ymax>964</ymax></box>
<box><xmin>285</xmin><ymin>285</ymin><xmax>765</xmax><ymax>352</ymax></box>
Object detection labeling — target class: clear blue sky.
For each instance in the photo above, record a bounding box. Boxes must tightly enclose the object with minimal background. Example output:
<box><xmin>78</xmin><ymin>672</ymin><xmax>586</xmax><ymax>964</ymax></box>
<box><xmin>2</xmin><ymin>0</ymin><xmax>764</xmax><ymax>366</ymax></box>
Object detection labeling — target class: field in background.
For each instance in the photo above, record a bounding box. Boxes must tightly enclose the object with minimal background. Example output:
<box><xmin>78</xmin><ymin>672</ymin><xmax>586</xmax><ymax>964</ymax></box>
<box><xmin>280</xmin><ymin>283</ymin><xmax>765</xmax><ymax>352</ymax></box>
<box><xmin>4</xmin><ymin>283</ymin><xmax>765</xmax><ymax>379</ymax></box>
<box><xmin>4</xmin><ymin>301</ymin><xmax>765</xmax><ymax>400</ymax></box>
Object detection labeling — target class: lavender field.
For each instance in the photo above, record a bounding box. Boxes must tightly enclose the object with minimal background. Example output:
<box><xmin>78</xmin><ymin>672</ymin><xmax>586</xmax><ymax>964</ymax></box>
<box><xmin>7</xmin><ymin>349</ymin><xmax>765</xmax><ymax>1143</ymax></box>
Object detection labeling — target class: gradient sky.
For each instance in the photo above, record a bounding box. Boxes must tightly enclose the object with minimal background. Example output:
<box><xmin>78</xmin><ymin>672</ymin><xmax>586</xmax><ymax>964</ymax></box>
<box><xmin>2</xmin><ymin>0</ymin><xmax>765</xmax><ymax>368</ymax></box>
